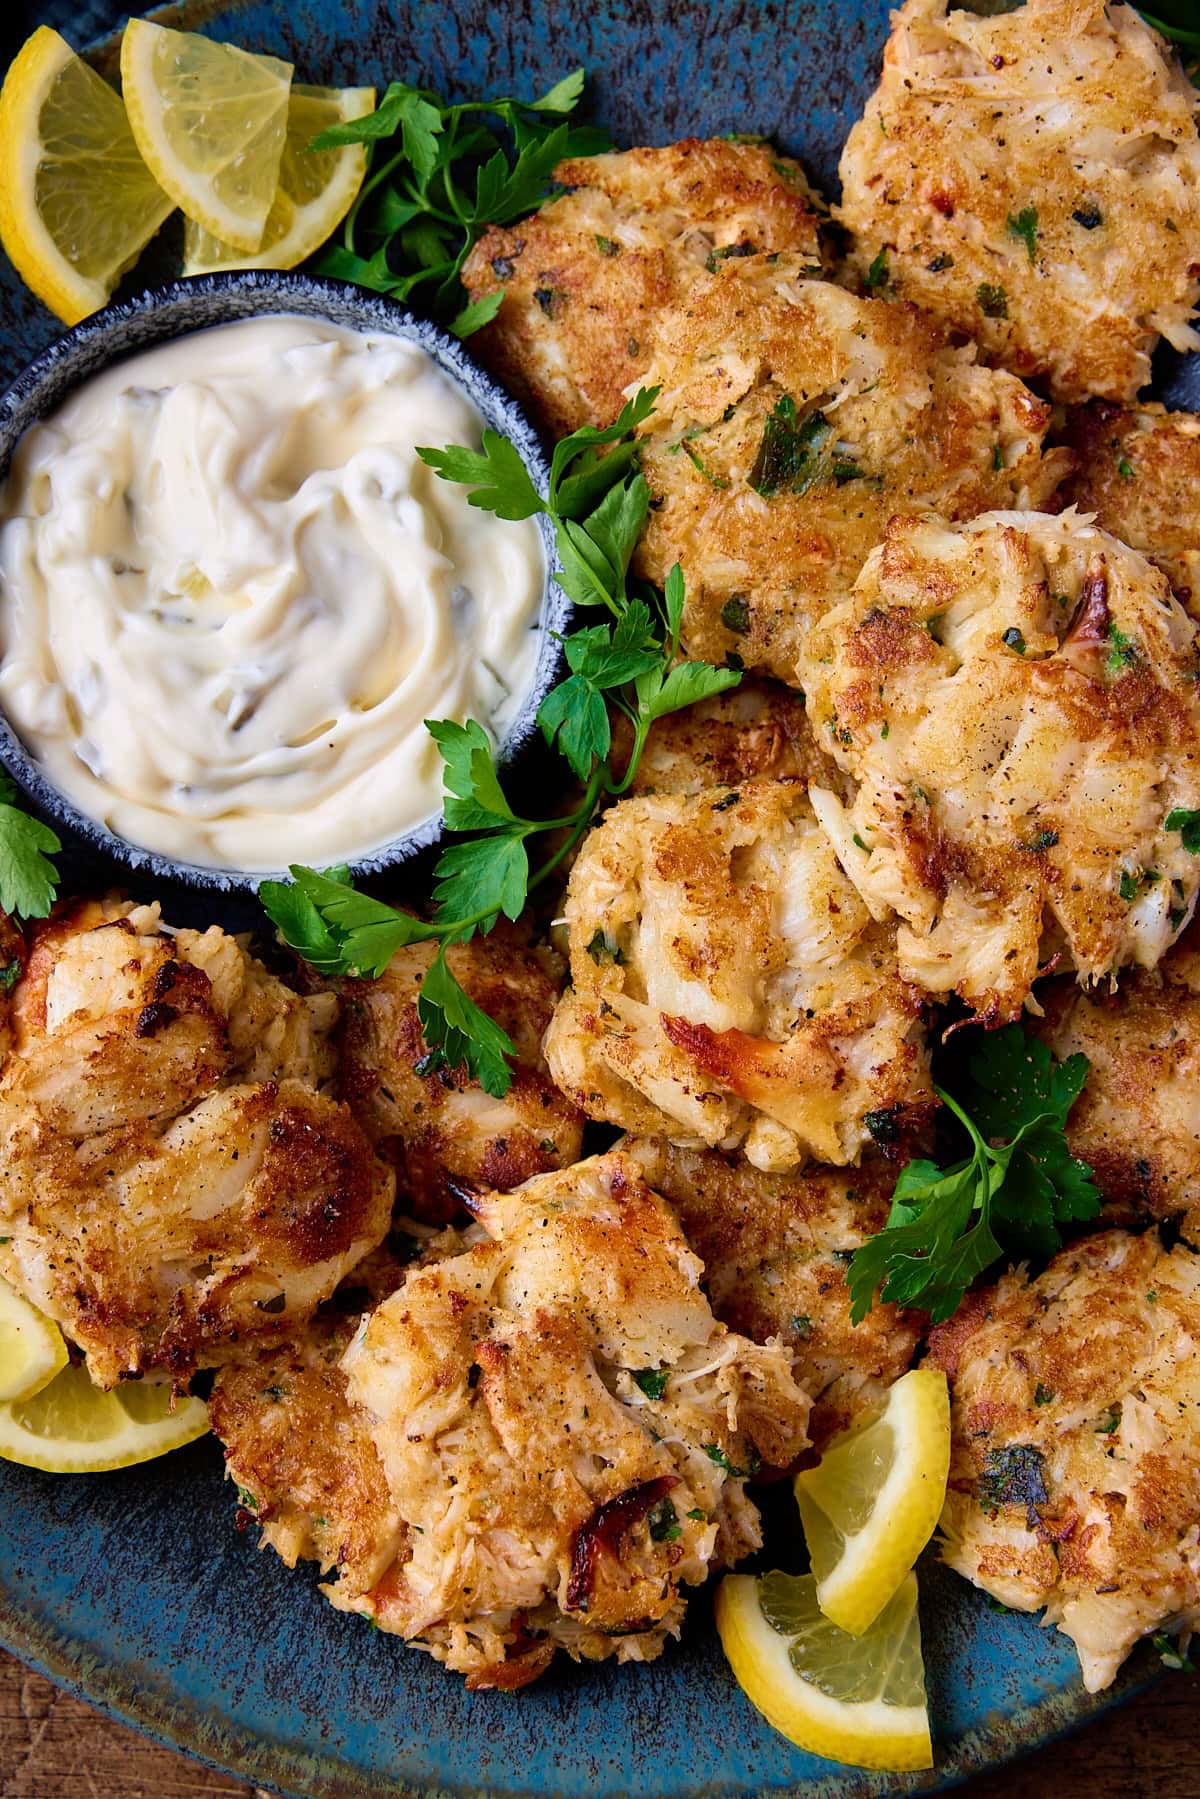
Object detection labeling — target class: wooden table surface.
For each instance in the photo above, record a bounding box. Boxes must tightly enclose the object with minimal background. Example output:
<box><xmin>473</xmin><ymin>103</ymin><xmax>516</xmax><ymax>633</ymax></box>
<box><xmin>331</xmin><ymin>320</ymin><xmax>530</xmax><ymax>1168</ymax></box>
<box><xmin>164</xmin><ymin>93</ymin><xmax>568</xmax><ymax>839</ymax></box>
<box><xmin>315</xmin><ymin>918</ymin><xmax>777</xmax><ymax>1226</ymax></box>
<box><xmin>0</xmin><ymin>1648</ymin><xmax>1195</xmax><ymax>1799</ymax></box>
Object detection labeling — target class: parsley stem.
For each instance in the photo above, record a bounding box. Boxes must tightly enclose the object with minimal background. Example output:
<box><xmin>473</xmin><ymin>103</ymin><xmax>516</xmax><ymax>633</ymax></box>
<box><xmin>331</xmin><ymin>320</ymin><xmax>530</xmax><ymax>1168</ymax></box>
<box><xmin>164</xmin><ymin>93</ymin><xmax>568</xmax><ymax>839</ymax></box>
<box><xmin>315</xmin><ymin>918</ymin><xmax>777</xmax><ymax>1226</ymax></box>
<box><xmin>527</xmin><ymin>763</ymin><xmax>608</xmax><ymax>891</ymax></box>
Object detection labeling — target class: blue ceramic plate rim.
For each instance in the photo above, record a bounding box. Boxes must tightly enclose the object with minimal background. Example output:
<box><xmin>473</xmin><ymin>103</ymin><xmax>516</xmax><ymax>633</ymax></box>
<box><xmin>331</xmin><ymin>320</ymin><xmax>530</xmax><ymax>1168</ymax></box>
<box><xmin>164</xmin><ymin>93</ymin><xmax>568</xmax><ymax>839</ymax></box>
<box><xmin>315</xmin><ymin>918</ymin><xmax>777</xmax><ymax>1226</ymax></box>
<box><xmin>0</xmin><ymin>269</ymin><xmax>565</xmax><ymax>892</ymax></box>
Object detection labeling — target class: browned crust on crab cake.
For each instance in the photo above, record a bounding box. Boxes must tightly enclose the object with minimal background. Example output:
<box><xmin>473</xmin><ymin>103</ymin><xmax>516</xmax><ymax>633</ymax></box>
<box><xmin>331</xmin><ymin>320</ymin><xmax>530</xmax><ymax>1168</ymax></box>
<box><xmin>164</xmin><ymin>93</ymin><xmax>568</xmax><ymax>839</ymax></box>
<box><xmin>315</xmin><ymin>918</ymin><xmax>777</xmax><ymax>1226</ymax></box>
<box><xmin>838</xmin><ymin>0</ymin><xmax>1200</xmax><ymax>403</ymax></box>
<box><xmin>461</xmin><ymin>139</ymin><xmax>825</xmax><ymax>436</ymax></box>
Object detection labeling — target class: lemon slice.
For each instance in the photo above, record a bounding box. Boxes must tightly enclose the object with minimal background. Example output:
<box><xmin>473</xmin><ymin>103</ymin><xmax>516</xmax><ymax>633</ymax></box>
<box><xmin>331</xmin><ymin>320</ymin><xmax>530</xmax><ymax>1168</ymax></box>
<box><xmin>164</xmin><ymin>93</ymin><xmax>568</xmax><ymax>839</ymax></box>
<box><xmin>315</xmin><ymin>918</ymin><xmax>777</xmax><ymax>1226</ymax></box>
<box><xmin>121</xmin><ymin>19</ymin><xmax>293</xmax><ymax>253</ymax></box>
<box><xmin>0</xmin><ymin>26</ymin><xmax>174</xmax><ymax>325</ymax></box>
<box><xmin>0</xmin><ymin>1278</ymin><xmax>69</xmax><ymax>1404</ymax></box>
<box><xmin>0</xmin><ymin>1361</ymin><xmax>209</xmax><ymax>1473</ymax></box>
<box><xmin>793</xmin><ymin>1367</ymin><xmax>950</xmax><ymax>1637</ymax></box>
<box><xmin>182</xmin><ymin>83</ymin><xmax>375</xmax><ymax>275</ymax></box>
<box><xmin>717</xmin><ymin>1570</ymin><xmax>933</xmax><ymax>1772</ymax></box>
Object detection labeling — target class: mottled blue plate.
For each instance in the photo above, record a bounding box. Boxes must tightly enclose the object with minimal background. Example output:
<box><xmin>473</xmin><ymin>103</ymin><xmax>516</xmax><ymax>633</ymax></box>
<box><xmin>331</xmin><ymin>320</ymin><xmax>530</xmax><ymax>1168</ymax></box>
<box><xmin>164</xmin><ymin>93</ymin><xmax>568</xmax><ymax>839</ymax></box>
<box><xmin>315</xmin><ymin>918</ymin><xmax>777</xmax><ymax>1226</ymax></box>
<box><xmin>0</xmin><ymin>2</ymin><xmax>1183</xmax><ymax>1795</ymax></box>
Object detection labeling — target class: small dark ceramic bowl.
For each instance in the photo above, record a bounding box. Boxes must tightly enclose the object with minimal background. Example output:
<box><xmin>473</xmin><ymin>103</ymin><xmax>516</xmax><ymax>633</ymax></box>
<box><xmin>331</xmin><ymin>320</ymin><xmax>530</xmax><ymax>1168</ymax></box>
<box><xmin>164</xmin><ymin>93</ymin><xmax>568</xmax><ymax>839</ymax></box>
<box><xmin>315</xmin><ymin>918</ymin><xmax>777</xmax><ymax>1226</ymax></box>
<box><xmin>0</xmin><ymin>271</ymin><xmax>563</xmax><ymax>892</ymax></box>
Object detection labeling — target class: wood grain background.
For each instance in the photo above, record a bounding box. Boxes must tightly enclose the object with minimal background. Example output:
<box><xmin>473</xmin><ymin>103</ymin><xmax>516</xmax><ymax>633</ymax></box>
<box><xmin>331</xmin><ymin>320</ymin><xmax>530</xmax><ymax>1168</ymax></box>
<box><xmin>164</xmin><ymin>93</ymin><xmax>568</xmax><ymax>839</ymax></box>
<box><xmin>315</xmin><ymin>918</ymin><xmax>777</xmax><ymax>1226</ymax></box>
<box><xmin>0</xmin><ymin>1648</ymin><xmax>1196</xmax><ymax>1798</ymax></box>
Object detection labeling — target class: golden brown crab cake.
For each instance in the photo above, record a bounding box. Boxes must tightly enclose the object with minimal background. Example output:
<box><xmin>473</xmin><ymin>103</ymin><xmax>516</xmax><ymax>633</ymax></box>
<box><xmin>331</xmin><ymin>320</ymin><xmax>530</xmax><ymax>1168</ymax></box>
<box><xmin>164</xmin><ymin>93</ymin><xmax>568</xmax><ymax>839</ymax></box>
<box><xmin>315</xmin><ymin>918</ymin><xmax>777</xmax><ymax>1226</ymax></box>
<box><xmin>461</xmin><ymin>139</ymin><xmax>825</xmax><ymax>436</ymax></box>
<box><xmin>337</xmin><ymin>930</ymin><xmax>584</xmax><ymax>1224</ymax></box>
<box><xmin>0</xmin><ymin>1076</ymin><xmax>394</xmax><ymax>1387</ymax></box>
<box><xmin>613</xmin><ymin>676</ymin><xmax>836</xmax><ymax>796</ymax></box>
<box><xmin>837</xmin><ymin>0</ymin><xmax>1200</xmax><ymax>404</ymax></box>
<box><xmin>1031</xmin><ymin>920</ymin><xmax>1200</xmax><ymax>1235</ymax></box>
<box><xmin>3</xmin><ymin>895</ymin><xmax>338</xmax><ymax>1136</ymax></box>
<box><xmin>210</xmin><ymin>1310</ymin><xmax>402</xmax><ymax>1599</ymax></box>
<box><xmin>1061</xmin><ymin>402</ymin><xmax>1200</xmax><ymax>614</ymax></box>
<box><xmin>800</xmin><ymin>511</ymin><xmax>1200</xmax><ymax>1021</ymax></box>
<box><xmin>926</xmin><ymin>1230</ymin><xmax>1200</xmax><ymax>1693</ymax></box>
<box><xmin>542</xmin><ymin>780</ymin><xmax>934</xmax><ymax>1173</ymax></box>
<box><xmin>208</xmin><ymin>1229</ymin><xmax>463</xmax><ymax>1596</ymax></box>
<box><xmin>625</xmin><ymin>1138</ymin><xmax>921</xmax><ymax>1447</ymax></box>
<box><xmin>632</xmin><ymin>253</ymin><xmax>1071</xmax><ymax>683</ymax></box>
<box><xmin>331</xmin><ymin>1151</ymin><xmax>811</xmax><ymax>1689</ymax></box>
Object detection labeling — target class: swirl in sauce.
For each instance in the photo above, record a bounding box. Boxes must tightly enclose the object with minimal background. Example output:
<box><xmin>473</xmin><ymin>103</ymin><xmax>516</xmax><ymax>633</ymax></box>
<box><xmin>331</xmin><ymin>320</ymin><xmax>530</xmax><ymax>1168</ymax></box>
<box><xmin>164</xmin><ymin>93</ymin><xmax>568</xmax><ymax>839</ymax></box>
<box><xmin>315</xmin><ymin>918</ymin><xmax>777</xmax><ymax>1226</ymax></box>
<box><xmin>0</xmin><ymin>315</ymin><xmax>545</xmax><ymax>871</ymax></box>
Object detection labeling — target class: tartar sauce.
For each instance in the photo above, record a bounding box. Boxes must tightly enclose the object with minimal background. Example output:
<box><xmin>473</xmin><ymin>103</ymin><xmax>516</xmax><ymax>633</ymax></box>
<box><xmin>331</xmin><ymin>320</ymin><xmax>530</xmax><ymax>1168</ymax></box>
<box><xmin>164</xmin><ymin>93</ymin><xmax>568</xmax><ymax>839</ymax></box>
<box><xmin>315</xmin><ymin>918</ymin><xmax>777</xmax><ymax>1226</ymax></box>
<box><xmin>0</xmin><ymin>316</ymin><xmax>545</xmax><ymax>871</ymax></box>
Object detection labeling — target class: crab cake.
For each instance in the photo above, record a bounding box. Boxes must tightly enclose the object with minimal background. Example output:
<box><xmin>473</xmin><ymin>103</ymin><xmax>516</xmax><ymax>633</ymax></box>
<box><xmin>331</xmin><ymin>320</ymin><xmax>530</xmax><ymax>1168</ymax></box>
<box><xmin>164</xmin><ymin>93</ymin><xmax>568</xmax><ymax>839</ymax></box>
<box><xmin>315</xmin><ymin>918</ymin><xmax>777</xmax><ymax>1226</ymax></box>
<box><xmin>543</xmin><ymin>780</ymin><xmax>934</xmax><ymax>1172</ymax></box>
<box><xmin>927</xmin><ymin>1231</ymin><xmax>1200</xmax><ymax>1693</ymax></box>
<box><xmin>0</xmin><ymin>897</ymin><xmax>392</xmax><ymax>1385</ymax></box>
<box><xmin>626</xmin><ymin>1138</ymin><xmax>921</xmax><ymax>1447</ymax></box>
<box><xmin>329</xmin><ymin>1152</ymin><xmax>811</xmax><ymax>1689</ymax></box>
<box><xmin>800</xmin><ymin>511</ymin><xmax>1200</xmax><ymax>1021</ymax></box>
<box><xmin>614</xmin><ymin>675</ymin><xmax>835</xmax><ymax>796</ymax></box>
<box><xmin>838</xmin><ymin>0</ymin><xmax>1200</xmax><ymax>404</ymax></box>
<box><xmin>1032</xmin><ymin>920</ymin><xmax>1200</xmax><ymax>1235</ymax></box>
<box><xmin>1062</xmin><ymin>402</ymin><xmax>1200</xmax><ymax>613</ymax></box>
<box><xmin>210</xmin><ymin>1231</ymin><xmax>459</xmax><ymax>1600</ymax></box>
<box><xmin>632</xmin><ymin>253</ymin><xmax>1070</xmax><ymax>682</ymax></box>
<box><xmin>461</xmin><ymin>139</ymin><xmax>825</xmax><ymax>436</ymax></box>
<box><xmin>337</xmin><ymin>930</ymin><xmax>584</xmax><ymax>1224</ymax></box>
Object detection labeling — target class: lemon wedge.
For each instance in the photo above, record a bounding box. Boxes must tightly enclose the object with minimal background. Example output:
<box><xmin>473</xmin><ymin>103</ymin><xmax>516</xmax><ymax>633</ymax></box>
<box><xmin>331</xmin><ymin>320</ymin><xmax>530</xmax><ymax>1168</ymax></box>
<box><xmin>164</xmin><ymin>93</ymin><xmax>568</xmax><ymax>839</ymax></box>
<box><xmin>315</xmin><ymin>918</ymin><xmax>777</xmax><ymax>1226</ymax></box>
<box><xmin>0</xmin><ymin>1361</ymin><xmax>209</xmax><ymax>1473</ymax></box>
<box><xmin>121</xmin><ymin>19</ymin><xmax>293</xmax><ymax>253</ymax></box>
<box><xmin>717</xmin><ymin>1570</ymin><xmax>933</xmax><ymax>1772</ymax></box>
<box><xmin>794</xmin><ymin>1368</ymin><xmax>951</xmax><ymax>1637</ymax></box>
<box><xmin>0</xmin><ymin>1278</ymin><xmax>69</xmax><ymax>1404</ymax></box>
<box><xmin>0</xmin><ymin>26</ymin><xmax>174</xmax><ymax>325</ymax></box>
<box><xmin>182</xmin><ymin>83</ymin><xmax>375</xmax><ymax>275</ymax></box>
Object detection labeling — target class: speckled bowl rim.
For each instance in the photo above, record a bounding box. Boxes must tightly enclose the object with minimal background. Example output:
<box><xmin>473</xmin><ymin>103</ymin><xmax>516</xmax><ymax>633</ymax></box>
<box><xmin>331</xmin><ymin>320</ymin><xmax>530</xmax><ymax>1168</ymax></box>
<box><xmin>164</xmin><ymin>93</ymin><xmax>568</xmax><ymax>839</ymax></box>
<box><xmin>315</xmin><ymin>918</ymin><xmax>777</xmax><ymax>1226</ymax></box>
<box><xmin>0</xmin><ymin>271</ymin><xmax>564</xmax><ymax>893</ymax></box>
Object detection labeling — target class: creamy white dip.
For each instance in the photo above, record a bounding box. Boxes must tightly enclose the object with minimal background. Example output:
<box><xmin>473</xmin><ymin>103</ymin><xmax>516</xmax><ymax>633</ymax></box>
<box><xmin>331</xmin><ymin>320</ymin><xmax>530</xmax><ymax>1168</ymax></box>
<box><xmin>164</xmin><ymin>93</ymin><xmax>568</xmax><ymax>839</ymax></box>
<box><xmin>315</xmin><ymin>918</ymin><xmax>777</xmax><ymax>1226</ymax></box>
<box><xmin>0</xmin><ymin>315</ymin><xmax>544</xmax><ymax>871</ymax></box>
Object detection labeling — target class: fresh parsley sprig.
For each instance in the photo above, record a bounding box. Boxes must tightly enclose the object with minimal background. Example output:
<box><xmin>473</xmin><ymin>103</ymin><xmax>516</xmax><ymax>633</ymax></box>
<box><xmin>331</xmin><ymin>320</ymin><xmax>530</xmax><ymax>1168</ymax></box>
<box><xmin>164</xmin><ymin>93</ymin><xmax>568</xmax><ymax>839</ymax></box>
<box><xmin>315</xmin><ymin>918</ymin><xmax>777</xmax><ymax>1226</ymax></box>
<box><xmin>308</xmin><ymin>69</ymin><xmax>608</xmax><ymax>335</ymax></box>
<box><xmin>0</xmin><ymin>774</ymin><xmax>60</xmax><ymax>922</ymax></box>
<box><xmin>848</xmin><ymin>1026</ymin><xmax>1100</xmax><ymax>1325</ymax></box>
<box><xmin>260</xmin><ymin>395</ymin><xmax>739</xmax><ymax>1097</ymax></box>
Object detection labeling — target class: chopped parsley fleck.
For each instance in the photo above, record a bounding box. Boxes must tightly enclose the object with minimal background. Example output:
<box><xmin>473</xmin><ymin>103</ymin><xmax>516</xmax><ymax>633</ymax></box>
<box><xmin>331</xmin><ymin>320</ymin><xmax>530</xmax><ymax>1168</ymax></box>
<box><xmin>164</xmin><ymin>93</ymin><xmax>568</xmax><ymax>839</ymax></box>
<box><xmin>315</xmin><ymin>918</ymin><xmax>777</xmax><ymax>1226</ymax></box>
<box><xmin>633</xmin><ymin>1368</ymin><xmax>668</xmax><ymax>1400</ymax></box>
<box><xmin>1167</xmin><ymin>808</ymin><xmax>1200</xmax><ymax>852</ymax></box>
<box><xmin>1006</xmin><ymin>206</ymin><xmax>1039</xmax><ymax>262</ymax></box>
<box><xmin>928</xmin><ymin>252</ymin><xmax>955</xmax><ymax>272</ymax></box>
<box><xmin>1033</xmin><ymin>1382</ymin><xmax>1055</xmax><ymax>1406</ymax></box>
<box><xmin>1153</xmin><ymin>1631</ymin><xmax>1197</xmax><ymax>1673</ymax></box>
<box><xmin>1095</xmin><ymin>1408</ymin><xmax>1120</xmax><ymax>1434</ymax></box>
<box><xmin>1105</xmin><ymin>622</ymin><xmax>1138</xmax><ymax>674</ymax></box>
<box><xmin>880</xmin><ymin>721</ymin><xmax>890</xmax><ymax>740</ymax></box>
<box><xmin>976</xmin><ymin>282</ymin><xmax>1009</xmax><ymax>319</ymax></box>
<box><xmin>1002</xmin><ymin>627</ymin><xmax>1026</xmax><ymax>654</ymax></box>
<box><xmin>790</xmin><ymin>1314</ymin><xmax>814</xmax><ymax>1339</ymax></box>
<box><xmin>1072</xmin><ymin>204</ymin><xmax>1103</xmax><ymax>230</ymax></box>
<box><xmin>534</xmin><ymin>286</ymin><xmax>565</xmax><ymax>316</ymax></box>
<box><xmin>986</xmin><ymin>1596</ymin><xmax>1014</xmax><ymax>1616</ymax></box>
<box><xmin>864</xmin><ymin>247</ymin><xmax>890</xmax><ymax>290</ymax></box>
<box><xmin>648</xmin><ymin>1497</ymin><xmax>681</xmax><ymax>1542</ymax></box>
<box><xmin>236</xmin><ymin>1485</ymin><xmax>258</xmax><ymax>1511</ymax></box>
<box><xmin>749</xmin><ymin>397</ymin><xmax>835</xmax><ymax>497</ymax></box>
<box><xmin>864</xmin><ymin>1106</ymin><xmax>901</xmax><ymax>1144</ymax></box>
<box><xmin>978</xmin><ymin>1445</ymin><xmax>1047</xmax><ymax>1519</ymax></box>
<box><xmin>721</xmin><ymin>595</ymin><xmax>750</xmax><ymax>633</ymax></box>
<box><xmin>1117</xmin><ymin>455</ymin><xmax>1135</xmax><ymax>481</ymax></box>
<box><xmin>1147</xmin><ymin>1290</ymin><xmax>1159</xmax><ymax>1304</ymax></box>
<box><xmin>705</xmin><ymin>240</ymin><xmax>757</xmax><ymax>274</ymax></box>
<box><xmin>594</xmin><ymin>235</ymin><xmax>621</xmax><ymax>256</ymax></box>
<box><xmin>993</xmin><ymin>443</ymin><xmax>1005</xmax><ymax>472</ymax></box>
<box><xmin>703</xmin><ymin>1442</ymin><xmax>758</xmax><ymax>1479</ymax></box>
<box><xmin>852</xmin><ymin>832</ymin><xmax>873</xmax><ymax>855</ymax></box>
<box><xmin>586</xmin><ymin>930</ymin><xmax>624</xmax><ymax>965</ymax></box>
<box><xmin>682</xmin><ymin>439</ymin><xmax>729</xmax><ymax>489</ymax></box>
<box><xmin>1119</xmin><ymin>869</ymin><xmax>1142</xmax><ymax>903</ymax></box>
<box><xmin>687</xmin><ymin>1508</ymin><xmax>707</xmax><ymax>1522</ymax></box>
<box><xmin>0</xmin><ymin>959</ymin><xmax>20</xmax><ymax>992</ymax></box>
<box><xmin>712</xmin><ymin>790</ymin><xmax>741</xmax><ymax>812</ymax></box>
<box><xmin>1024</xmin><ymin>828</ymin><xmax>1059</xmax><ymax>853</ymax></box>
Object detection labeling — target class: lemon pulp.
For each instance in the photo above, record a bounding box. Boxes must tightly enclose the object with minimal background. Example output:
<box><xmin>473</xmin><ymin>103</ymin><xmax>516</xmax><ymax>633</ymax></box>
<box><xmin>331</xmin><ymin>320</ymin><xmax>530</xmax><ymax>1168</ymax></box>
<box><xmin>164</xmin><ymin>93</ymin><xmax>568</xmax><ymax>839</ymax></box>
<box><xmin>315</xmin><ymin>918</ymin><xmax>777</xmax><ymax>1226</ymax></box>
<box><xmin>716</xmin><ymin>1570</ymin><xmax>933</xmax><ymax>1772</ymax></box>
<box><xmin>0</xmin><ymin>1361</ymin><xmax>209</xmax><ymax>1473</ymax></box>
<box><xmin>121</xmin><ymin>19</ymin><xmax>293</xmax><ymax>252</ymax></box>
<box><xmin>0</xmin><ymin>26</ymin><xmax>173</xmax><ymax>324</ymax></box>
<box><xmin>183</xmin><ymin>83</ymin><xmax>374</xmax><ymax>274</ymax></box>
<box><xmin>794</xmin><ymin>1367</ymin><xmax>951</xmax><ymax>1635</ymax></box>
